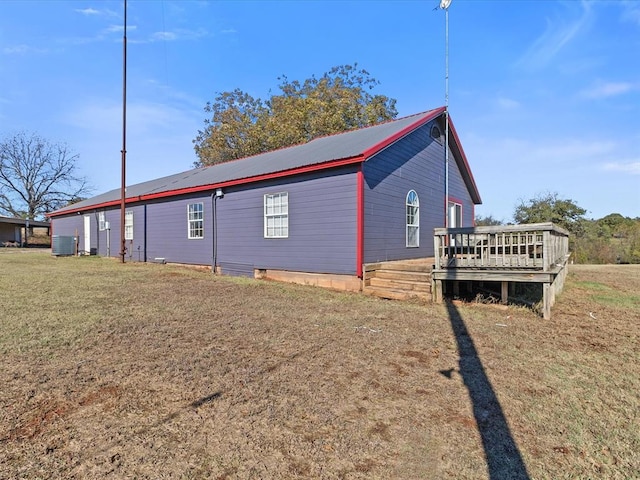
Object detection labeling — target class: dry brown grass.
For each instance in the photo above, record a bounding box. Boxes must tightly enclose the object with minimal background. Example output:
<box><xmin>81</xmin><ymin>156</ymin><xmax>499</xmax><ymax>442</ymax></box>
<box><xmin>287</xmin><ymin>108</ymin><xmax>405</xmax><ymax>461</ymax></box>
<box><xmin>0</xmin><ymin>252</ymin><xmax>638</xmax><ymax>479</ymax></box>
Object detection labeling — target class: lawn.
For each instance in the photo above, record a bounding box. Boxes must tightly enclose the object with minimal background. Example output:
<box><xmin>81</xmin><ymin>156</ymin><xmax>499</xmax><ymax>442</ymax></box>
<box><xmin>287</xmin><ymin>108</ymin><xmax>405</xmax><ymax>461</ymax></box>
<box><xmin>1</xmin><ymin>251</ymin><xmax>638</xmax><ymax>479</ymax></box>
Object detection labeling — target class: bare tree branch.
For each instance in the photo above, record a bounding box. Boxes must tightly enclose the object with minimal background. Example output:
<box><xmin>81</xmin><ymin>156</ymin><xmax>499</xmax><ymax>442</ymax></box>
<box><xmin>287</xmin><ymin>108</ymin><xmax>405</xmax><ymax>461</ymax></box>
<box><xmin>0</xmin><ymin>132</ymin><xmax>92</xmax><ymax>220</ymax></box>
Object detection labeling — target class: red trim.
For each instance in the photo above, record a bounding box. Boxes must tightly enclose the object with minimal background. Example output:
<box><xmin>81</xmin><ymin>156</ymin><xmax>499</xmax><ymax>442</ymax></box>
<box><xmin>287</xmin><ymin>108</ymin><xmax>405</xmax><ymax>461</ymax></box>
<box><xmin>356</xmin><ymin>166</ymin><xmax>364</xmax><ymax>278</ymax></box>
<box><xmin>49</xmin><ymin>155</ymin><xmax>365</xmax><ymax>217</ymax></box>
<box><xmin>448</xmin><ymin>118</ymin><xmax>482</xmax><ymax>204</ymax></box>
<box><xmin>361</xmin><ymin>107</ymin><xmax>445</xmax><ymax>160</ymax></box>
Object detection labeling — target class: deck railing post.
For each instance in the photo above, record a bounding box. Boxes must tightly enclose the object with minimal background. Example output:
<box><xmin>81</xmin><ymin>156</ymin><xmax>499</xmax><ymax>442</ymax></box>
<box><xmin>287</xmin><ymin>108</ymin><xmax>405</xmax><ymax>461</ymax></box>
<box><xmin>543</xmin><ymin>230</ymin><xmax>550</xmax><ymax>271</ymax></box>
<box><xmin>434</xmin><ymin>234</ymin><xmax>441</xmax><ymax>270</ymax></box>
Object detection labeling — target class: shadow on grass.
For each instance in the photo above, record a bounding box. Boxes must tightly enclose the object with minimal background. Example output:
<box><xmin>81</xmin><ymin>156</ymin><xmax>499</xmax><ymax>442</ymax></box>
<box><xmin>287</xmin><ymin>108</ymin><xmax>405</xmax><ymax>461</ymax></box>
<box><xmin>444</xmin><ymin>301</ymin><xmax>530</xmax><ymax>480</ymax></box>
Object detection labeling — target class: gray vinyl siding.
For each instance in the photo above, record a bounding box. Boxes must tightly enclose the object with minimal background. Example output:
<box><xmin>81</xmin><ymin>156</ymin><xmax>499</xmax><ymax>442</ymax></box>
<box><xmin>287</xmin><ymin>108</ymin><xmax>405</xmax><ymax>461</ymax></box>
<box><xmin>51</xmin><ymin>168</ymin><xmax>357</xmax><ymax>274</ymax></box>
<box><xmin>447</xmin><ymin>164</ymin><xmax>475</xmax><ymax>226</ymax></box>
<box><xmin>89</xmin><ymin>205</ymin><xmax>146</xmax><ymax>261</ymax></box>
<box><xmin>52</xmin><ymin>206</ymin><xmax>145</xmax><ymax>260</ymax></box>
<box><xmin>51</xmin><ymin>214</ymin><xmax>85</xmax><ymax>250</ymax></box>
<box><xmin>363</xmin><ymin>121</ymin><xmax>473</xmax><ymax>263</ymax></box>
<box><xmin>99</xmin><ymin>208</ymin><xmax>126</xmax><ymax>258</ymax></box>
<box><xmin>216</xmin><ymin>167</ymin><xmax>358</xmax><ymax>276</ymax></box>
<box><xmin>145</xmin><ymin>195</ymin><xmax>213</xmax><ymax>265</ymax></box>
<box><xmin>88</xmin><ymin>208</ymin><xmax>127</xmax><ymax>259</ymax></box>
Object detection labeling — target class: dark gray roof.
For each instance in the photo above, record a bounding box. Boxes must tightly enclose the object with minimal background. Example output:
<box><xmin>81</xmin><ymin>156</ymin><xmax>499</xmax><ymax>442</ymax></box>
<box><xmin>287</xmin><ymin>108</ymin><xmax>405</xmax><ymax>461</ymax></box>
<box><xmin>52</xmin><ymin>108</ymin><xmax>479</xmax><ymax>215</ymax></box>
<box><xmin>0</xmin><ymin>216</ymin><xmax>50</xmax><ymax>227</ymax></box>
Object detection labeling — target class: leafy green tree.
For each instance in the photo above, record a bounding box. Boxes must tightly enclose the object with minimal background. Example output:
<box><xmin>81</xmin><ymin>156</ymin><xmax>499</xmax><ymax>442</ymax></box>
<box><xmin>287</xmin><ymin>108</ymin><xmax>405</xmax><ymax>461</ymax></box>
<box><xmin>513</xmin><ymin>192</ymin><xmax>586</xmax><ymax>235</ymax></box>
<box><xmin>0</xmin><ymin>132</ymin><xmax>90</xmax><ymax>220</ymax></box>
<box><xmin>598</xmin><ymin>213</ymin><xmax>628</xmax><ymax>232</ymax></box>
<box><xmin>193</xmin><ymin>90</ymin><xmax>268</xmax><ymax>166</ymax></box>
<box><xmin>565</xmin><ymin>214</ymin><xmax>640</xmax><ymax>264</ymax></box>
<box><xmin>193</xmin><ymin>64</ymin><xmax>398</xmax><ymax>166</ymax></box>
<box><xmin>475</xmin><ymin>214</ymin><xmax>504</xmax><ymax>226</ymax></box>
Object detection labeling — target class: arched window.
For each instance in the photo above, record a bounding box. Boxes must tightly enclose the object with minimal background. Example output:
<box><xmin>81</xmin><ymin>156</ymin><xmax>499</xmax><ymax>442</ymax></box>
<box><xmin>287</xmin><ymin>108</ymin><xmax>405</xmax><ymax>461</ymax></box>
<box><xmin>406</xmin><ymin>190</ymin><xmax>419</xmax><ymax>247</ymax></box>
<box><xmin>431</xmin><ymin>125</ymin><xmax>442</xmax><ymax>142</ymax></box>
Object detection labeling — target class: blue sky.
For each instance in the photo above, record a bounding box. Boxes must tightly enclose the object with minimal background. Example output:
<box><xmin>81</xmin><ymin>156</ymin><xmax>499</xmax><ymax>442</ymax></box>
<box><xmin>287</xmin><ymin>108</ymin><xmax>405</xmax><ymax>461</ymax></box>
<box><xmin>1</xmin><ymin>0</ymin><xmax>638</xmax><ymax>221</ymax></box>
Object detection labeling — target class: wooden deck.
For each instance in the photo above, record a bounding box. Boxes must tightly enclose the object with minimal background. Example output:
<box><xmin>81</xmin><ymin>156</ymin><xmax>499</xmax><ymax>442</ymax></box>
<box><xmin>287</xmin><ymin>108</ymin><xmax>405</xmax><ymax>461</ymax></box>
<box><xmin>432</xmin><ymin>223</ymin><xmax>570</xmax><ymax>319</ymax></box>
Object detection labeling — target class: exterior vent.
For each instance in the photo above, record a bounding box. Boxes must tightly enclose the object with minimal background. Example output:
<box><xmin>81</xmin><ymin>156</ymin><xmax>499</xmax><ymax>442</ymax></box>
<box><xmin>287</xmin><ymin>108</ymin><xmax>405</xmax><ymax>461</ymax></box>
<box><xmin>52</xmin><ymin>235</ymin><xmax>76</xmax><ymax>256</ymax></box>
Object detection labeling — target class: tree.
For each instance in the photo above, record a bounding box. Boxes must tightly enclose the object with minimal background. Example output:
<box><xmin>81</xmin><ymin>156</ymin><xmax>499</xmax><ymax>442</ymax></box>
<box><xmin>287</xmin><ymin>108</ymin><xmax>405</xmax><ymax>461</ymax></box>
<box><xmin>193</xmin><ymin>64</ymin><xmax>398</xmax><ymax>166</ymax></box>
<box><xmin>475</xmin><ymin>214</ymin><xmax>504</xmax><ymax>226</ymax></box>
<box><xmin>513</xmin><ymin>192</ymin><xmax>586</xmax><ymax>235</ymax></box>
<box><xmin>0</xmin><ymin>132</ymin><xmax>90</xmax><ymax>220</ymax></box>
<box><xmin>571</xmin><ymin>215</ymin><xmax>640</xmax><ymax>264</ymax></box>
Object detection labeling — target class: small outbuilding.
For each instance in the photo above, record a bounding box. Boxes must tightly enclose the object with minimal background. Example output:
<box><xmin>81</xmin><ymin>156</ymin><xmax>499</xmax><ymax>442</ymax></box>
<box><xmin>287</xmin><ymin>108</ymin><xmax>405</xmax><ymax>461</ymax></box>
<box><xmin>0</xmin><ymin>216</ymin><xmax>50</xmax><ymax>246</ymax></box>
<box><xmin>48</xmin><ymin>108</ymin><xmax>481</xmax><ymax>289</ymax></box>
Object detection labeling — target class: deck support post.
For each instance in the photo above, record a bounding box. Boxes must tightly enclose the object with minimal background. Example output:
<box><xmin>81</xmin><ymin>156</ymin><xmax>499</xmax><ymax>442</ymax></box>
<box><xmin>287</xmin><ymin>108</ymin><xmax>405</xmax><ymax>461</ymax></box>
<box><xmin>501</xmin><ymin>281</ymin><xmax>508</xmax><ymax>304</ymax></box>
<box><xmin>542</xmin><ymin>283</ymin><xmax>551</xmax><ymax>320</ymax></box>
<box><xmin>434</xmin><ymin>279</ymin><xmax>443</xmax><ymax>303</ymax></box>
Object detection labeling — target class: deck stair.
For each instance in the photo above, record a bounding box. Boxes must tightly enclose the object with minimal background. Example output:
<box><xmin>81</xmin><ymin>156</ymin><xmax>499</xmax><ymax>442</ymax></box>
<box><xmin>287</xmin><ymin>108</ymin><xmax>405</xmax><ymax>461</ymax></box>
<box><xmin>363</xmin><ymin>259</ymin><xmax>434</xmax><ymax>301</ymax></box>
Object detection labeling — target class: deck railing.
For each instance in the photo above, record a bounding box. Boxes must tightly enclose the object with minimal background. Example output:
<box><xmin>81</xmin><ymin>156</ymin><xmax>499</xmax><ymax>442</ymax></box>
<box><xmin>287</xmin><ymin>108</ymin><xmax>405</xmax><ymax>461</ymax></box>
<box><xmin>434</xmin><ymin>223</ymin><xmax>570</xmax><ymax>271</ymax></box>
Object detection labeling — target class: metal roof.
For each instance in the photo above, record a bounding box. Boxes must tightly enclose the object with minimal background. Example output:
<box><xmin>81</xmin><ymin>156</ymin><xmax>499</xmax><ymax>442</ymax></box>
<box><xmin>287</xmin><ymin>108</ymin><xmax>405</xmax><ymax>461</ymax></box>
<box><xmin>50</xmin><ymin>108</ymin><xmax>480</xmax><ymax>216</ymax></box>
<box><xmin>0</xmin><ymin>216</ymin><xmax>50</xmax><ymax>227</ymax></box>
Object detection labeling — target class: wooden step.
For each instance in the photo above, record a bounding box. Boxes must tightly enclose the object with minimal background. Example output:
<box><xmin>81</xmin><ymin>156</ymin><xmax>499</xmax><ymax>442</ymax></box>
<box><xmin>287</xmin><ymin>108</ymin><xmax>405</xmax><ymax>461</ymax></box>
<box><xmin>363</xmin><ymin>286</ymin><xmax>430</xmax><ymax>301</ymax></box>
<box><xmin>368</xmin><ymin>277</ymin><xmax>431</xmax><ymax>292</ymax></box>
<box><xmin>372</xmin><ymin>269</ymin><xmax>432</xmax><ymax>283</ymax></box>
<box><xmin>365</xmin><ymin>262</ymin><xmax>433</xmax><ymax>273</ymax></box>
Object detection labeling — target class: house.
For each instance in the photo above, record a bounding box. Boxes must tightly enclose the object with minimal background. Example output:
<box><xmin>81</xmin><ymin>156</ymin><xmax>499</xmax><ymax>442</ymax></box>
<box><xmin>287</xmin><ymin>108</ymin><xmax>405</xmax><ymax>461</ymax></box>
<box><xmin>0</xmin><ymin>216</ymin><xmax>50</xmax><ymax>246</ymax></box>
<box><xmin>48</xmin><ymin>107</ymin><xmax>481</xmax><ymax>290</ymax></box>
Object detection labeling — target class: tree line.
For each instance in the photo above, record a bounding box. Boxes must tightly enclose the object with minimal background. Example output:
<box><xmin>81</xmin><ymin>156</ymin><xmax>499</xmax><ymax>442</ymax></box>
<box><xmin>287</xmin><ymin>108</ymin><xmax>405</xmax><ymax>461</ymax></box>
<box><xmin>476</xmin><ymin>192</ymin><xmax>640</xmax><ymax>264</ymax></box>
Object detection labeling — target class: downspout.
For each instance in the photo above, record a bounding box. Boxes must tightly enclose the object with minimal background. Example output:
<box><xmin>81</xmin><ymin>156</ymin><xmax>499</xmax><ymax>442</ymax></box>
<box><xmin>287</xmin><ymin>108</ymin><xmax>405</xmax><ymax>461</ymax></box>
<box><xmin>356</xmin><ymin>165</ymin><xmax>364</xmax><ymax>278</ymax></box>
<box><xmin>94</xmin><ymin>210</ymin><xmax>100</xmax><ymax>254</ymax></box>
<box><xmin>211</xmin><ymin>192</ymin><xmax>218</xmax><ymax>275</ymax></box>
<box><xmin>211</xmin><ymin>188</ymin><xmax>224</xmax><ymax>274</ymax></box>
<box><xmin>143</xmin><ymin>204</ymin><xmax>147</xmax><ymax>262</ymax></box>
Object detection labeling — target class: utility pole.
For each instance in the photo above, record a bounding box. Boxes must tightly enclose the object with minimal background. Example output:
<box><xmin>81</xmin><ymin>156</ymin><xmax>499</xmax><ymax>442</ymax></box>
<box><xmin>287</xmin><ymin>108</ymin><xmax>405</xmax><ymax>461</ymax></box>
<box><xmin>440</xmin><ymin>0</ymin><xmax>451</xmax><ymax>228</ymax></box>
<box><xmin>119</xmin><ymin>0</ymin><xmax>128</xmax><ymax>263</ymax></box>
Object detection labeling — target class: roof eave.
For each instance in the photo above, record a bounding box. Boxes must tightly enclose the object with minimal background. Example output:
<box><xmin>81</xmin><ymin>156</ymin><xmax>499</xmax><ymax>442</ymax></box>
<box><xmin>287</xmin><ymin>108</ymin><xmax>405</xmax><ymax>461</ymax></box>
<box><xmin>47</xmin><ymin>154</ymin><xmax>365</xmax><ymax>217</ymax></box>
<box><xmin>448</xmin><ymin>117</ymin><xmax>482</xmax><ymax>205</ymax></box>
<box><xmin>361</xmin><ymin>107</ymin><xmax>446</xmax><ymax>160</ymax></box>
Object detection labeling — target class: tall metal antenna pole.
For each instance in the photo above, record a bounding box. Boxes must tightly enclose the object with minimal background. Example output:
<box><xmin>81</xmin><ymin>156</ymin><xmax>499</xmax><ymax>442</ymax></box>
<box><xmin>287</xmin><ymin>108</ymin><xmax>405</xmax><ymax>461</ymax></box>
<box><xmin>119</xmin><ymin>0</ymin><xmax>127</xmax><ymax>263</ymax></box>
<box><xmin>441</xmin><ymin>0</ymin><xmax>451</xmax><ymax>228</ymax></box>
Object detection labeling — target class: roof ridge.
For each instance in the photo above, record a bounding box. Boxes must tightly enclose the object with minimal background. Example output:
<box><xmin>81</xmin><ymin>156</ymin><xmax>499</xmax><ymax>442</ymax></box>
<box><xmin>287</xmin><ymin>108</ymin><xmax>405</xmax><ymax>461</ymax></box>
<box><xmin>48</xmin><ymin>106</ymin><xmax>468</xmax><ymax>217</ymax></box>
<box><xmin>201</xmin><ymin>108</ymin><xmax>443</xmax><ymax>170</ymax></box>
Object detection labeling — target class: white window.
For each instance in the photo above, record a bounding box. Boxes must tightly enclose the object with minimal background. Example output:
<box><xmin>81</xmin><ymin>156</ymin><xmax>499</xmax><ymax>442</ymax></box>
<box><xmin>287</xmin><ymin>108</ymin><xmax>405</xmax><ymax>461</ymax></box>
<box><xmin>406</xmin><ymin>190</ymin><xmax>420</xmax><ymax>247</ymax></box>
<box><xmin>448</xmin><ymin>201</ymin><xmax>462</xmax><ymax>228</ymax></box>
<box><xmin>264</xmin><ymin>192</ymin><xmax>288</xmax><ymax>238</ymax></box>
<box><xmin>124</xmin><ymin>210</ymin><xmax>134</xmax><ymax>240</ymax></box>
<box><xmin>98</xmin><ymin>211</ymin><xmax>106</xmax><ymax>231</ymax></box>
<box><xmin>188</xmin><ymin>203</ymin><xmax>204</xmax><ymax>239</ymax></box>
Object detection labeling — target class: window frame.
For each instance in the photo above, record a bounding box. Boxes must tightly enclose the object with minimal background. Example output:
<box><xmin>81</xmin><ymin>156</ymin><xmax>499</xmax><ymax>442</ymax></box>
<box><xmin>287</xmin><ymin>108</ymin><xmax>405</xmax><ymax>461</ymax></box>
<box><xmin>406</xmin><ymin>190</ymin><xmax>420</xmax><ymax>248</ymax></box>
<box><xmin>187</xmin><ymin>202</ymin><xmax>204</xmax><ymax>240</ymax></box>
<box><xmin>264</xmin><ymin>192</ymin><xmax>289</xmax><ymax>239</ymax></box>
<box><xmin>448</xmin><ymin>201</ymin><xmax>463</xmax><ymax>228</ymax></box>
<box><xmin>124</xmin><ymin>210</ymin><xmax>134</xmax><ymax>240</ymax></box>
<box><xmin>98</xmin><ymin>211</ymin><xmax>106</xmax><ymax>231</ymax></box>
